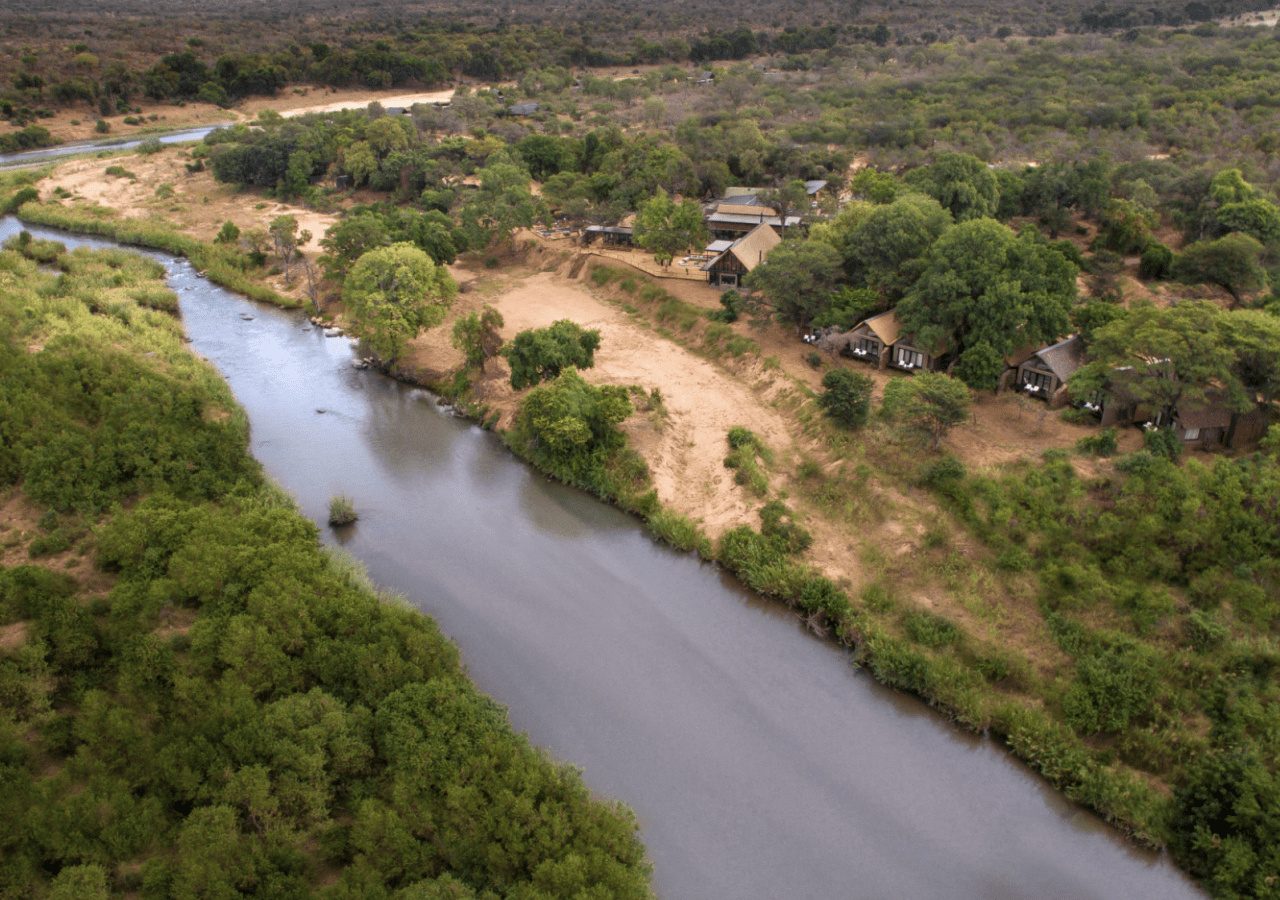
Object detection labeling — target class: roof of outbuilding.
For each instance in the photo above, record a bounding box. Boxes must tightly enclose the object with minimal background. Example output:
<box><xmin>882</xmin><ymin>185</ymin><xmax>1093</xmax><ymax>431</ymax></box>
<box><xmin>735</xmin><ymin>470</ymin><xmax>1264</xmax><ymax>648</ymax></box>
<box><xmin>1032</xmin><ymin>335</ymin><xmax>1086</xmax><ymax>382</ymax></box>
<box><xmin>702</xmin><ymin>223</ymin><xmax>781</xmax><ymax>273</ymax></box>
<box><xmin>855</xmin><ymin>310</ymin><xmax>901</xmax><ymax>346</ymax></box>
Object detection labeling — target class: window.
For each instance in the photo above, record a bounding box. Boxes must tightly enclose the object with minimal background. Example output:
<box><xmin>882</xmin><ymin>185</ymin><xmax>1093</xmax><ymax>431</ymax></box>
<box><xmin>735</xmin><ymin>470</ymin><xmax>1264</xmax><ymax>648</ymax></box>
<box><xmin>853</xmin><ymin>337</ymin><xmax>880</xmax><ymax>359</ymax></box>
<box><xmin>718</xmin><ymin>273</ymin><xmax>737</xmax><ymax>287</ymax></box>
<box><xmin>1019</xmin><ymin>368</ymin><xmax>1053</xmax><ymax>395</ymax></box>
<box><xmin>1183</xmin><ymin>428</ymin><xmax>1200</xmax><ymax>441</ymax></box>
<box><xmin>896</xmin><ymin>347</ymin><xmax>924</xmax><ymax>369</ymax></box>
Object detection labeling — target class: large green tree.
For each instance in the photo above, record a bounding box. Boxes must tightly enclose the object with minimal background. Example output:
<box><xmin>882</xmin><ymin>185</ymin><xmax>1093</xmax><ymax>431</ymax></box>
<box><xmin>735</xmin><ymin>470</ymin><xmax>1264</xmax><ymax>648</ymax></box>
<box><xmin>502</xmin><ymin>320</ymin><xmax>602</xmax><ymax>389</ymax></box>
<box><xmin>342</xmin><ymin>243</ymin><xmax>458</xmax><ymax>364</ymax></box>
<box><xmin>508</xmin><ymin>369</ymin><xmax>634</xmax><ymax>486</ymax></box>
<box><xmin>1175</xmin><ymin>233</ymin><xmax>1269</xmax><ymax>306</ymax></box>
<box><xmin>458</xmin><ymin>156</ymin><xmax>548</xmax><ymax>249</ymax></box>
<box><xmin>841</xmin><ymin>192</ymin><xmax>952</xmax><ymax>299</ymax></box>
<box><xmin>633</xmin><ymin>189</ymin><xmax>708</xmax><ymax>265</ymax></box>
<box><xmin>1070</xmin><ymin>301</ymin><xmax>1245</xmax><ymax>414</ymax></box>
<box><xmin>881</xmin><ymin>372</ymin><xmax>972</xmax><ymax>449</ymax></box>
<box><xmin>451</xmin><ymin>305</ymin><xmax>505</xmax><ymax>371</ymax></box>
<box><xmin>743</xmin><ymin>239</ymin><xmax>844</xmax><ymax>326</ymax></box>
<box><xmin>904</xmin><ymin>153</ymin><xmax>1000</xmax><ymax>222</ymax></box>
<box><xmin>896</xmin><ymin>219</ymin><xmax>1077</xmax><ymax>385</ymax></box>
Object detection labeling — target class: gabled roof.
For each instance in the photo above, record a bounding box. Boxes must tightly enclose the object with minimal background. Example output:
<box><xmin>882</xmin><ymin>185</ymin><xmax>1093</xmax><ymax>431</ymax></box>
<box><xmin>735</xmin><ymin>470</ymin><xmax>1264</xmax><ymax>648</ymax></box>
<box><xmin>854</xmin><ymin>310</ymin><xmax>901</xmax><ymax>346</ymax></box>
<box><xmin>706</xmin><ymin>211</ymin><xmax>803</xmax><ymax>228</ymax></box>
<box><xmin>1176</xmin><ymin>403</ymin><xmax>1232</xmax><ymax>430</ymax></box>
<box><xmin>713</xmin><ymin>202</ymin><xmax>779</xmax><ymax>217</ymax></box>
<box><xmin>1031</xmin><ymin>335</ymin><xmax>1086</xmax><ymax>382</ymax></box>
<box><xmin>705</xmin><ymin>239</ymin><xmax>735</xmax><ymax>253</ymax></box>
<box><xmin>702</xmin><ymin>223</ymin><xmax>780</xmax><ymax>273</ymax></box>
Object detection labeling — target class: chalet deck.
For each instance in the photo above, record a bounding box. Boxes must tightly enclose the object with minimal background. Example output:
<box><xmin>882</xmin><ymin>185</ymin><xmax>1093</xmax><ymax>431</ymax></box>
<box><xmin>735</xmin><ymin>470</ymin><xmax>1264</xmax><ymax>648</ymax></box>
<box><xmin>839</xmin><ymin>311</ymin><xmax>900</xmax><ymax>368</ymax></box>
<box><xmin>1003</xmin><ymin>335</ymin><xmax>1085</xmax><ymax>405</ymax></box>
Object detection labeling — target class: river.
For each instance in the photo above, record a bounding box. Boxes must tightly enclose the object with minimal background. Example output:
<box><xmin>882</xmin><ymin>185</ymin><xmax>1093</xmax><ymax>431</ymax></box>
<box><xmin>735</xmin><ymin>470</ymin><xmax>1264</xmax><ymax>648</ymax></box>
<box><xmin>0</xmin><ymin>217</ymin><xmax>1205</xmax><ymax>899</ymax></box>
<box><xmin>0</xmin><ymin>126</ymin><xmax>221</xmax><ymax>168</ymax></box>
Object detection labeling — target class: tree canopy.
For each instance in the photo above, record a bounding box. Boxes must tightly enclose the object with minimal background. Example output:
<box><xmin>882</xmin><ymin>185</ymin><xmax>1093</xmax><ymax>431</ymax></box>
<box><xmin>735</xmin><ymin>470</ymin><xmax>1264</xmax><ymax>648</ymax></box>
<box><xmin>502</xmin><ymin>320</ymin><xmax>602</xmax><ymax>390</ymax></box>
<box><xmin>342</xmin><ymin>242</ymin><xmax>457</xmax><ymax>363</ymax></box>
<box><xmin>744</xmin><ymin>239</ymin><xmax>844</xmax><ymax>326</ymax></box>
<box><xmin>904</xmin><ymin>153</ymin><xmax>1000</xmax><ymax>222</ymax></box>
<box><xmin>633</xmin><ymin>189</ymin><xmax>708</xmax><ymax>265</ymax></box>
<box><xmin>896</xmin><ymin>219</ymin><xmax>1077</xmax><ymax>380</ymax></box>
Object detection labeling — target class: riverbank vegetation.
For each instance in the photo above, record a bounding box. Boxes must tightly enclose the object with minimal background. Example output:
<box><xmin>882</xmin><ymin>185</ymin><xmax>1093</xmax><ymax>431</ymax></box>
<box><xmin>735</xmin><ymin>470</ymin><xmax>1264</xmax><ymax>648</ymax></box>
<box><xmin>0</xmin><ymin>239</ymin><xmax>651</xmax><ymax>896</ymax></box>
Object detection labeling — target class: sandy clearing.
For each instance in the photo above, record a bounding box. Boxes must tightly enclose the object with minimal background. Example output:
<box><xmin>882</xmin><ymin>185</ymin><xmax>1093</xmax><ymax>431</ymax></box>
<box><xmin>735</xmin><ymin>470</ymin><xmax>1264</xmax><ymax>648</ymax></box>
<box><xmin>491</xmin><ymin>272</ymin><xmax>798</xmax><ymax>535</ymax></box>
<box><xmin>0</xmin><ymin>490</ymin><xmax>113</xmax><ymax>595</ymax></box>
<box><xmin>46</xmin><ymin>151</ymin><xmax>336</xmax><ymax>250</ymax></box>
<box><xmin>278</xmin><ymin>90</ymin><xmax>456</xmax><ymax>116</ymax></box>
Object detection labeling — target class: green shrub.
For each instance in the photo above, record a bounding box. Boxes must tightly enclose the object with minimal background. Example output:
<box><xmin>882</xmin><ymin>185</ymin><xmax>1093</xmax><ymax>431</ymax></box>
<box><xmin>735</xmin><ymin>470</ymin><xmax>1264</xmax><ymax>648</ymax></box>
<box><xmin>903</xmin><ymin>610</ymin><xmax>961</xmax><ymax>648</ymax></box>
<box><xmin>759</xmin><ymin>500</ymin><xmax>812</xmax><ymax>554</ymax></box>
<box><xmin>1062</xmin><ymin>641</ymin><xmax>1160</xmax><ymax>735</ymax></box>
<box><xmin>818</xmin><ymin>368</ymin><xmax>873</xmax><ymax>428</ymax></box>
<box><xmin>1075</xmin><ymin>427</ymin><xmax>1118</xmax><ymax>457</ymax></box>
<box><xmin>646</xmin><ymin>507</ymin><xmax>712</xmax><ymax>557</ymax></box>
<box><xmin>328</xmin><ymin>495</ymin><xmax>358</xmax><ymax>526</ymax></box>
<box><xmin>502</xmin><ymin>320</ymin><xmax>602</xmax><ymax>390</ymax></box>
<box><xmin>215</xmin><ymin>220</ymin><xmax>240</xmax><ymax>244</ymax></box>
<box><xmin>724</xmin><ymin>428</ymin><xmax>771</xmax><ymax>496</ymax></box>
<box><xmin>137</xmin><ymin>137</ymin><xmax>164</xmax><ymax>155</ymax></box>
<box><xmin>1139</xmin><ymin>241</ymin><xmax>1173</xmax><ymax>280</ymax></box>
<box><xmin>1142</xmin><ymin>427</ymin><xmax>1181</xmax><ymax>460</ymax></box>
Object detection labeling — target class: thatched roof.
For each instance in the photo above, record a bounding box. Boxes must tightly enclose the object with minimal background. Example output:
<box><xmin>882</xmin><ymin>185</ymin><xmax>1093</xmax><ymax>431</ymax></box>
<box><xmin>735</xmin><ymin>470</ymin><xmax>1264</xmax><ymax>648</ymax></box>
<box><xmin>703</xmin><ymin>223</ymin><xmax>781</xmax><ymax>273</ymax></box>
<box><xmin>855</xmin><ymin>311</ymin><xmax>901</xmax><ymax>345</ymax></box>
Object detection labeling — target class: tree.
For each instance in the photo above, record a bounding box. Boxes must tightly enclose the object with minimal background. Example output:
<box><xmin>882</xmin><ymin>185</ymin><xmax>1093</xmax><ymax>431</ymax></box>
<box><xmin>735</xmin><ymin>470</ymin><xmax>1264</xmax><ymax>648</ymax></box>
<box><xmin>458</xmin><ymin>157</ymin><xmax>547</xmax><ymax>249</ymax></box>
<box><xmin>1215</xmin><ymin>199</ymin><xmax>1280</xmax><ymax>245</ymax></box>
<box><xmin>819</xmin><ymin>369</ymin><xmax>873</xmax><ymax>428</ymax></box>
<box><xmin>320</xmin><ymin>214</ymin><xmax>391</xmax><ymax>280</ymax></box>
<box><xmin>759</xmin><ymin>179</ymin><xmax>811</xmax><ymax>224</ymax></box>
<box><xmin>633</xmin><ymin>189</ymin><xmax>708</xmax><ymax>265</ymax></box>
<box><xmin>841</xmin><ymin>192</ymin><xmax>952</xmax><ymax>299</ymax></box>
<box><xmin>341</xmin><ymin>140</ymin><xmax>378</xmax><ymax>187</ymax></box>
<box><xmin>1175</xmin><ymin>233</ymin><xmax>1268</xmax><ymax>307</ymax></box>
<box><xmin>1220</xmin><ymin>309</ymin><xmax>1280</xmax><ymax>403</ymax></box>
<box><xmin>881</xmin><ymin>372</ymin><xmax>971</xmax><ymax>449</ymax></box>
<box><xmin>1097</xmin><ymin>199</ymin><xmax>1156</xmax><ymax>254</ymax></box>
<box><xmin>508</xmin><ymin>369</ymin><xmax>633</xmax><ymax>486</ymax></box>
<box><xmin>848</xmin><ymin>167</ymin><xmax>907</xmax><ymax>204</ymax></box>
<box><xmin>897</xmin><ymin>219</ymin><xmax>1076</xmax><ymax>363</ymax></box>
<box><xmin>342</xmin><ymin>243</ymin><xmax>458</xmax><ymax>364</ymax></box>
<box><xmin>268</xmin><ymin>215</ymin><xmax>309</xmax><ymax>284</ymax></box>
<box><xmin>502</xmin><ymin>320</ymin><xmax>602</xmax><ymax>390</ymax></box>
<box><xmin>451</xmin><ymin>306</ymin><xmax>505</xmax><ymax>371</ymax></box>
<box><xmin>743</xmin><ymin>239</ymin><xmax>843</xmax><ymax>326</ymax></box>
<box><xmin>1070</xmin><ymin>302</ymin><xmax>1244</xmax><ymax>416</ymax></box>
<box><xmin>904</xmin><ymin>153</ymin><xmax>1000</xmax><ymax>221</ymax></box>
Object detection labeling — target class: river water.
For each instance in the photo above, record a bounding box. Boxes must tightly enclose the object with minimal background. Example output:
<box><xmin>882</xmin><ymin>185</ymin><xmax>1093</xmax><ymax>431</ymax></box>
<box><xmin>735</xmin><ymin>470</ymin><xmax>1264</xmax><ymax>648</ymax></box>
<box><xmin>0</xmin><ymin>217</ymin><xmax>1205</xmax><ymax>899</ymax></box>
<box><xmin>0</xmin><ymin>126</ymin><xmax>221</xmax><ymax>168</ymax></box>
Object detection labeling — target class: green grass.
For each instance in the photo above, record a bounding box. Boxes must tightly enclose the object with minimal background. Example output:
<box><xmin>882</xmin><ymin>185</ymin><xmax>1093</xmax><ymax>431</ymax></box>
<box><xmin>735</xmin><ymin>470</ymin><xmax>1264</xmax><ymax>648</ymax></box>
<box><xmin>15</xmin><ymin>200</ymin><xmax>297</xmax><ymax>308</ymax></box>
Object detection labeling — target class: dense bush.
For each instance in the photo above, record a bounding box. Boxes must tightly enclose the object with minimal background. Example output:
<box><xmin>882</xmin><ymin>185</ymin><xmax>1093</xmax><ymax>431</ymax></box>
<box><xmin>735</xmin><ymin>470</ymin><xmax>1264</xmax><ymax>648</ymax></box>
<box><xmin>502</xmin><ymin>320</ymin><xmax>602</xmax><ymax>390</ymax></box>
<box><xmin>818</xmin><ymin>368</ymin><xmax>873</xmax><ymax>428</ymax></box>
